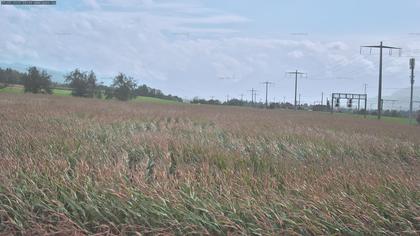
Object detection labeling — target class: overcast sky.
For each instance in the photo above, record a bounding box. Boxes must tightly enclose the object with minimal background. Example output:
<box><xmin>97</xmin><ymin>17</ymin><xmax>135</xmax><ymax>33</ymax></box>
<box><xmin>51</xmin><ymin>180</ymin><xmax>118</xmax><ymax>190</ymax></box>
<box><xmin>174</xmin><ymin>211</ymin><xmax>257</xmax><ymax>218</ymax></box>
<box><xmin>1</xmin><ymin>0</ymin><xmax>420</xmax><ymax>102</ymax></box>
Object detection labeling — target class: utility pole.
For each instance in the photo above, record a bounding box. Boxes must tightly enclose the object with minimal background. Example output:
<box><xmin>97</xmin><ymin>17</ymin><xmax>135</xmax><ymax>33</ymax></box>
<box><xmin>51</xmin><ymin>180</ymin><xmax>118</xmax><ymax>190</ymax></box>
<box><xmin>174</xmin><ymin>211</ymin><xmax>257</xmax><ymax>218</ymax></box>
<box><xmin>298</xmin><ymin>94</ymin><xmax>301</xmax><ymax>107</ymax></box>
<box><xmin>261</xmin><ymin>81</ymin><xmax>274</xmax><ymax>108</ymax></box>
<box><xmin>254</xmin><ymin>92</ymin><xmax>258</xmax><ymax>105</ymax></box>
<box><xmin>240</xmin><ymin>94</ymin><xmax>244</xmax><ymax>102</ymax></box>
<box><xmin>248</xmin><ymin>88</ymin><xmax>257</xmax><ymax>104</ymax></box>
<box><xmin>361</xmin><ymin>42</ymin><xmax>401</xmax><ymax>120</ymax></box>
<box><xmin>287</xmin><ymin>70</ymin><xmax>306</xmax><ymax>110</ymax></box>
<box><xmin>358</xmin><ymin>84</ymin><xmax>367</xmax><ymax>110</ymax></box>
<box><xmin>410</xmin><ymin>58</ymin><xmax>415</xmax><ymax>124</ymax></box>
<box><xmin>321</xmin><ymin>92</ymin><xmax>324</xmax><ymax>105</ymax></box>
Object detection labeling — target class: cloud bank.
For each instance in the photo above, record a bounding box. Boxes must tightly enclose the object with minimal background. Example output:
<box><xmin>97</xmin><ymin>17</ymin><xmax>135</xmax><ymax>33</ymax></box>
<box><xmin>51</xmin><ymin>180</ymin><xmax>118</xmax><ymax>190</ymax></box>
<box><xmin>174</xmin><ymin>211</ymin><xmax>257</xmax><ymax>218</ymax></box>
<box><xmin>0</xmin><ymin>0</ymin><xmax>419</xmax><ymax>102</ymax></box>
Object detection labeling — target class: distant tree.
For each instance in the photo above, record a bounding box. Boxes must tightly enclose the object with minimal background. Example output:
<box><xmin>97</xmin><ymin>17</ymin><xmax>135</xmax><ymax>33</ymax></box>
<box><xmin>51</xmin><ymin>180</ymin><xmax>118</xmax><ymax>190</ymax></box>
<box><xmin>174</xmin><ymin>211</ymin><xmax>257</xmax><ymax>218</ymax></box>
<box><xmin>22</xmin><ymin>67</ymin><xmax>52</xmax><ymax>94</ymax></box>
<box><xmin>224</xmin><ymin>98</ymin><xmax>244</xmax><ymax>106</ymax></box>
<box><xmin>312</xmin><ymin>105</ymin><xmax>329</xmax><ymax>112</ymax></box>
<box><xmin>104</xmin><ymin>86</ymin><xmax>114</xmax><ymax>99</ymax></box>
<box><xmin>191</xmin><ymin>97</ymin><xmax>222</xmax><ymax>105</ymax></box>
<box><xmin>134</xmin><ymin>84</ymin><xmax>183</xmax><ymax>102</ymax></box>
<box><xmin>135</xmin><ymin>84</ymin><xmax>150</xmax><ymax>96</ymax></box>
<box><xmin>95</xmin><ymin>89</ymin><xmax>103</xmax><ymax>99</ymax></box>
<box><xmin>91</xmin><ymin>83</ymin><xmax>107</xmax><ymax>99</ymax></box>
<box><xmin>0</xmin><ymin>68</ymin><xmax>25</xmax><ymax>85</ymax></box>
<box><xmin>65</xmin><ymin>69</ymin><xmax>97</xmax><ymax>98</ymax></box>
<box><xmin>112</xmin><ymin>73</ymin><xmax>137</xmax><ymax>101</ymax></box>
<box><xmin>86</xmin><ymin>71</ymin><xmax>97</xmax><ymax>97</ymax></box>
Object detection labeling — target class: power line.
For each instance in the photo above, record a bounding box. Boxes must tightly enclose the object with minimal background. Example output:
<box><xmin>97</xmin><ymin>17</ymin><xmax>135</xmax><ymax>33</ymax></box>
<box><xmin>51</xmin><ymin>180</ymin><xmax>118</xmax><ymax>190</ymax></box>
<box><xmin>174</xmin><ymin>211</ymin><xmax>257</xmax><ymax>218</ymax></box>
<box><xmin>358</xmin><ymin>83</ymin><xmax>368</xmax><ymax>110</ymax></box>
<box><xmin>361</xmin><ymin>41</ymin><xmax>402</xmax><ymax>120</ymax></box>
<box><xmin>261</xmin><ymin>81</ymin><xmax>274</xmax><ymax>108</ymax></box>
<box><xmin>287</xmin><ymin>70</ymin><xmax>306</xmax><ymax>110</ymax></box>
<box><xmin>248</xmin><ymin>88</ymin><xmax>257</xmax><ymax>104</ymax></box>
<box><xmin>382</xmin><ymin>99</ymin><xmax>399</xmax><ymax>110</ymax></box>
<box><xmin>239</xmin><ymin>93</ymin><xmax>244</xmax><ymax>102</ymax></box>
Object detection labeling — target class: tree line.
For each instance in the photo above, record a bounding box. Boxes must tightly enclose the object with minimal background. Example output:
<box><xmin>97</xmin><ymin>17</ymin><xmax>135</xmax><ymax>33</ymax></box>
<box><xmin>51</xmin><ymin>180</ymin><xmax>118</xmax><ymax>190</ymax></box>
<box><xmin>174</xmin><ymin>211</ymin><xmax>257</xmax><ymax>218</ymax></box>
<box><xmin>191</xmin><ymin>97</ymin><xmax>309</xmax><ymax>110</ymax></box>
<box><xmin>0</xmin><ymin>67</ymin><xmax>183</xmax><ymax>102</ymax></box>
<box><xmin>1</xmin><ymin>67</ymin><xmax>420</xmax><ymax>124</ymax></box>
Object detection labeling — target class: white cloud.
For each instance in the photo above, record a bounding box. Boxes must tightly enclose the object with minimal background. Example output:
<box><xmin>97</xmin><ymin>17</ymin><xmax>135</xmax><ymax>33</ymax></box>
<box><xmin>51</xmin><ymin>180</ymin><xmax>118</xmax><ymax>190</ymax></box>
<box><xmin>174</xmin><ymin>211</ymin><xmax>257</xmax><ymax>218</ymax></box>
<box><xmin>83</xmin><ymin>0</ymin><xmax>100</xmax><ymax>10</ymax></box>
<box><xmin>288</xmin><ymin>50</ymin><xmax>304</xmax><ymax>59</ymax></box>
<box><xmin>0</xmin><ymin>0</ymin><xmax>417</xmax><ymax>100</ymax></box>
<box><xmin>326</xmin><ymin>41</ymin><xmax>349</xmax><ymax>51</ymax></box>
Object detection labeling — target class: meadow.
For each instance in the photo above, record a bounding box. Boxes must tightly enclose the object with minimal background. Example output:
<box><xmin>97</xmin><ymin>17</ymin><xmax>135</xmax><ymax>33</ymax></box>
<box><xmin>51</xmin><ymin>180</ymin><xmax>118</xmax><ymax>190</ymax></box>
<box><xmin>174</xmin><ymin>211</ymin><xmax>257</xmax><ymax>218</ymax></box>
<box><xmin>0</xmin><ymin>85</ymin><xmax>177</xmax><ymax>104</ymax></box>
<box><xmin>335</xmin><ymin>112</ymin><xmax>411</xmax><ymax>125</ymax></box>
<box><xmin>0</xmin><ymin>93</ymin><xmax>419</xmax><ymax>235</ymax></box>
<box><xmin>0</xmin><ymin>85</ymin><xmax>72</xmax><ymax>96</ymax></box>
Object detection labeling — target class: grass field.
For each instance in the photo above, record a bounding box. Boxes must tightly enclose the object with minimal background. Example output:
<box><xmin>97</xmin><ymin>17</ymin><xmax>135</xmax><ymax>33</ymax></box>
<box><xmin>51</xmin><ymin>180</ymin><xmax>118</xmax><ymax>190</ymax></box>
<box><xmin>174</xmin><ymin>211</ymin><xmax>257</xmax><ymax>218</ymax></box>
<box><xmin>0</xmin><ymin>85</ymin><xmax>179</xmax><ymax>104</ymax></box>
<box><xmin>0</xmin><ymin>93</ymin><xmax>419</xmax><ymax>235</ymax></box>
<box><xmin>0</xmin><ymin>86</ymin><xmax>22</xmax><ymax>94</ymax></box>
<box><xmin>134</xmin><ymin>96</ymin><xmax>181</xmax><ymax>105</ymax></box>
<box><xmin>335</xmin><ymin>112</ymin><xmax>411</xmax><ymax>125</ymax></box>
<box><xmin>52</xmin><ymin>88</ymin><xmax>72</xmax><ymax>96</ymax></box>
<box><xmin>0</xmin><ymin>85</ymin><xmax>72</xmax><ymax>97</ymax></box>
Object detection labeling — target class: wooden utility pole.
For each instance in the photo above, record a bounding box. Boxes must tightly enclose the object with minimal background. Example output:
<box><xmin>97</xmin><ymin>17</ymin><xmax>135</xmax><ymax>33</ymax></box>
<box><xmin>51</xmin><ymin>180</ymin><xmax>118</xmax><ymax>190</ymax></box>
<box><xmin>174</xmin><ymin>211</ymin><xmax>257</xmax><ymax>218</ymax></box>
<box><xmin>261</xmin><ymin>81</ymin><xmax>274</xmax><ymax>108</ymax></box>
<box><xmin>248</xmin><ymin>88</ymin><xmax>257</xmax><ymax>104</ymax></box>
<box><xmin>298</xmin><ymin>94</ymin><xmax>301</xmax><ymax>106</ymax></box>
<box><xmin>287</xmin><ymin>70</ymin><xmax>306</xmax><ymax>110</ymax></box>
<box><xmin>361</xmin><ymin>42</ymin><xmax>401</xmax><ymax>119</ymax></box>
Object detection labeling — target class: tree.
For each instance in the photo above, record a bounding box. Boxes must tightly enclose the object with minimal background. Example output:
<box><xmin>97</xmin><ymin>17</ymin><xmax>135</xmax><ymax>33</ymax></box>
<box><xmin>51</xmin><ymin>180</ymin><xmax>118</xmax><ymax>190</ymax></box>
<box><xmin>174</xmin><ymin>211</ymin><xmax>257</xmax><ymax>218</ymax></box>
<box><xmin>104</xmin><ymin>86</ymin><xmax>114</xmax><ymax>99</ymax></box>
<box><xmin>65</xmin><ymin>69</ymin><xmax>97</xmax><ymax>98</ymax></box>
<box><xmin>86</xmin><ymin>71</ymin><xmax>97</xmax><ymax>98</ymax></box>
<box><xmin>224</xmin><ymin>98</ymin><xmax>244</xmax><ymax>106</ymax></box>
<box><xmin>0</xmin><ymin>68</ymin><xmax>24</xmax><ymax>85</ymax></box>
<box><xmin>22</xmin><ymin>67</ymin><xmax>52</xmax><ymax>94</ymax></box>
<box><xmin>134</xmin><ymin>84</ymin><xmax>149</xmax><ymax>96</ymax></box>
<box><xmin>134</xmin><ymin>84</ymin><xmax>183</xmax><ymax>102</ymax></box>
<box><xmin>111</xmin><ymin>73</ymin><xmax>137</xmax><ymax>101</ymax></box>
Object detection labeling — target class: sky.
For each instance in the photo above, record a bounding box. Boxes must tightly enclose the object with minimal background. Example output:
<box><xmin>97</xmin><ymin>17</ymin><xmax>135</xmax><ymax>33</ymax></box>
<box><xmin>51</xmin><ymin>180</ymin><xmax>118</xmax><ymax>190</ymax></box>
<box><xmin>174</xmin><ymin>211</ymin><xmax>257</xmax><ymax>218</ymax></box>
<box><xmin>1</xmin><ymin>0</ymin><xmax>420</xmax><ymax>104</ymax></box>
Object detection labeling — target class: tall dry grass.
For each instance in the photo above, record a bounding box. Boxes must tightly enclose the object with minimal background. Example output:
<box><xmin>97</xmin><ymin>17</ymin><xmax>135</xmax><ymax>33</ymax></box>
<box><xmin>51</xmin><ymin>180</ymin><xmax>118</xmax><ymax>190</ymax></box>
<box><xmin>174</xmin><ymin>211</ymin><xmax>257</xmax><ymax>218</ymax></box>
<box><xmin>0</xmin><ymin>93</ymin><xmax>419</xmax><ymax>235</ymax></box>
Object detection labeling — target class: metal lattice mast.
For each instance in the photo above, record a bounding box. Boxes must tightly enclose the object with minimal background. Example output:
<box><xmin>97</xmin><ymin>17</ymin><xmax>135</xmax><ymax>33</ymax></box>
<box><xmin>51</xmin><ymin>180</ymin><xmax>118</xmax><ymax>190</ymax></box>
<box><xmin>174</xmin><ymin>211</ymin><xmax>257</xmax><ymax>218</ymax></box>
<box><xmin>409</xmin><ymin>58</ymin><xmax>415</xmax><ymax>124</ymax></box>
